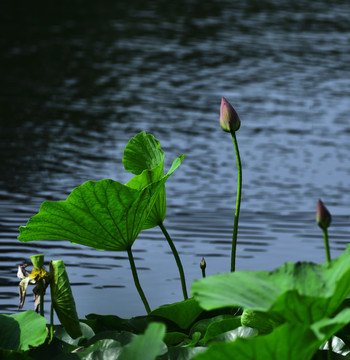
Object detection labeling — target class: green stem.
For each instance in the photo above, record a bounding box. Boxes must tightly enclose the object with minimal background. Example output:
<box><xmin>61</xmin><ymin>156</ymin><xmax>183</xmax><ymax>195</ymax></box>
<box><xmin>230</xmin><ymin>131</ymin><xmax>242</xmax><ymax>272</ymax></box>
<box><xmin>126</xmin><ymin>247</ymin><xmax>151</xmax><ymax>314</ymax></box>
<box><xmin>201</xmin><ymin>267</ymin><xmax>206</xmax><ymax>278</ymax></box>
<box><xmin>159</xmin><ymin>222</ymin><xmax>188</xmax><ymax>300</ymax></box>
<box><xmin>327</xmin><ymin>338</ymin><xmax>332</xmax><ymax>360</ymax></box>
<box><xmin>39</xmin><ymin>280</ymin><xmax>44</xmax><ymax>317</ymax></box>
<box><xmin>49</xmin><ymin>301</ymin><xmax>54</xmax><ymax>343</ymax></box>
<box><xmin>323</xmin><ymin>228</ymin><xmax>331</xmax><ymax>263</ymax></box>
<box><xmin>322</xmin><ymin>228</ymin><xmax>331</xmax><ymax>357</ymax></box>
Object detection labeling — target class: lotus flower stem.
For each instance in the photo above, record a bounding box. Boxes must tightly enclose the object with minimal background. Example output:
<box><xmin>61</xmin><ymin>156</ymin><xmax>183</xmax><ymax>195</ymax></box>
<box><xmin>126</xmin><ymin>247</ymin><xmax>151</xmax><ymax>314</ymax></box>
<box><xmin>316</xmin><ymin>199</ymin><xmax>332</xmax><ymax>264</ymax></box>
<box><xmin>230</xmin><ymin>131</ymin><xmax>242</xmax><ymax>272</ymax></box>
<box><xmin>159</xmin><ymin>222</ymin><xmax>188</xmax><ymax>300</ymax></box>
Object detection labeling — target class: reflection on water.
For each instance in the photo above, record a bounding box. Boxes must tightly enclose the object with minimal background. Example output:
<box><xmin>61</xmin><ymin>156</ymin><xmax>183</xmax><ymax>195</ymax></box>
<box><xmin>1</xmin><ymin>0</ymin><xmax>349</xmax><ymax>317</ymax></box>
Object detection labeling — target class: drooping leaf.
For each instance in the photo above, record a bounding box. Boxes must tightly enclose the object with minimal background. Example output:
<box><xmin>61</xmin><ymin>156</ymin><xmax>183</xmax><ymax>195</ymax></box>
<box><xmin>50</xmin><ymin>260</ymin><xmax>82</xmax><ymax>339</ymax></box>
<box><xmin>193</xmin><ymin>308</ymin><xmax>350</xmax><ymax>360</ymax></box>
<box><xmin>18</xmin><ymin>171</ymin><xmax>178</xmax><ymax>250</ymax></box>
<box><xmin>0</xmin><ymin>310</ymin><xmax>47</xmax><ymax>351</ymax></box>
<box><xmin>118</xmin><ymin>322</ymin><xmax>166</xmax><ymax>360</ymax></box>
<box><xmin>150</xmin><ymin>298</ymin><xmax>203</xmax><ymax>330</ymax></box>
<box><xmin>192</xmin><ymin>245</ymin><xmax>350</xmax><ymax>325</ymax></box>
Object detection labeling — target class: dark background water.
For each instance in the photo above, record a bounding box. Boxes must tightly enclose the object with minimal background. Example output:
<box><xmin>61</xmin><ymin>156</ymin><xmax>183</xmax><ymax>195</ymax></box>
<box><xmin>1</xmin><ymin>0</ymin><xmax>349</xmax><ymax>318</ymax></box>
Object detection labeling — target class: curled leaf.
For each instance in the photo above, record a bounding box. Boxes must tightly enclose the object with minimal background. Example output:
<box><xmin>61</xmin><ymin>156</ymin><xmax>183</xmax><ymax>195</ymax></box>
<box><xmin>50</xmin><ymin>260</ymin><xmax>82</xmax><ymax>339</ymax></box>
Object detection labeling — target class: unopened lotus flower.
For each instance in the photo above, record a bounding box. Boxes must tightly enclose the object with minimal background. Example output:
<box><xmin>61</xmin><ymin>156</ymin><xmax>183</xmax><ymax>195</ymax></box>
<box><xmin>200</xmin><ymin>257</ymin><xmax>206</xmax><ymax>270</ymax></box>
<box><xmin>316</xmin><ymin>199</ymin><xmax>332</xmax><ymax>230</ymax></box>
<box><xmin>219</xmin><ymin>97</ymin><xmax>243</xmax><ymax>272</ymax></box>
<box><xmin>200</xmin><ymin>257</ymin><xmax>206</xmax><ymax>278</ymax></box>
<box><xmin>220</xmin><ymin>97</ymin><xmax>241</xmax><ymax>133</ymax></box>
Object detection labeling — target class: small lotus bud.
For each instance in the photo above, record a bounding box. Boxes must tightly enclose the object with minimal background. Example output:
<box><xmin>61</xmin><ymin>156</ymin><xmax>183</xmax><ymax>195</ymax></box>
<box><xmin>220</xmin><ymin>97</ymin><xmax>241</xmax><ymax>133</ymax></box>
<box><xmin>200</xmin><ymin>257</ymin><xmax>206</xmax><ymax>270</ymax></box>
<box><xmin>200</xmin><ymin>257</ymin><xmax>206</xmax><ymax>278</ymax></box>
<box><xmin>316</xmin><ymin>199</ymin><xmax>332</xmax><ymax>230</ymax></box>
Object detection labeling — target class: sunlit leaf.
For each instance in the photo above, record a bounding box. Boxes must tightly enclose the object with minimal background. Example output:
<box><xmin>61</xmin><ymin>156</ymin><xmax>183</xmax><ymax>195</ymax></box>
<box><xmin>50</xmin><ymin>260</ymin><xmax>82</xmax><ymax>339</ymax></box>
<box><xmin>192</xmin><ymin>245</ymin><xmax>350</xmax><ymax>325</ymax></box>
<box><xmin>123</xmin><ymin>131</ymin><xmax>164</xmax><ymax>176</ymax></box>
<box><xmin>123</xmin><ymin>131</ymin><xmax>185</xmax><ymax>229</ymax></box>
<box><xmin>118</xmin><ymin>322</ymin><xmax>166</xmax><ymax>360</ymax></box>
<box><xmin>18</xmin><ymin>173</ymin><xmax>176</xmax><ymax>250</ymax></box>
<box><xmin>0</xmin><ymin>310</ymin><xmax>47</xmax><ymax>351</ymax></box>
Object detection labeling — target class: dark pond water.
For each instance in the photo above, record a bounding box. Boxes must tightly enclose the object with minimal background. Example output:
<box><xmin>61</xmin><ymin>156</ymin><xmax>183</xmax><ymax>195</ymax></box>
<box><xmin>1</xmin><ymin>0</ymin><xmax>350</xmax><ymax>318</ymax></box>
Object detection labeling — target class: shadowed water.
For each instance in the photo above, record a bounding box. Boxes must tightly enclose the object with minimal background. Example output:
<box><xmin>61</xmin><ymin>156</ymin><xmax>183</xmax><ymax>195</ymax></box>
<box><xmin>0</xmin><ymin>0</ymin><xmax>349</xmax><ymax>318</ymax></box>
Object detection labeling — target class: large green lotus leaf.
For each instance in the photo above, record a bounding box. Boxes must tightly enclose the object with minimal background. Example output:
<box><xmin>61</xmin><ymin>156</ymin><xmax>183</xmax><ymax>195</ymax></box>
<box><xmin>18</xmin><ymin>177</ymin><xmax>169</xmax><ymax>251</ymax></box>
<box><xmin>123</xmin><ymin>132</ymin><xmax>185</xmax><ymax>230</ymax></box>
<box><xmin>192</xmin><ymin>245</ymin><xmax>350</xmax><ymax>325</ymax></box>
<box><xmin>193</xmin><ymin>308</ymin><xmax>350</xmax><ymax>360</ymax></box>
<box><xmin>0</xmin><ymin>310</ymin><xmax>47</xmax><ymax>351</ymax></box>
<box><xmin>150</xmin><ymin>298</ymin><xmax>203</xmax><ymax>330</ymax></box>
<box><xmin>126</xmin><ymin>156</ymin><xmax>185</xmax><ymax>229</ymax></box>
<box><xmin>123</xmin><ymin>131</ymin><xmax>164</xmax><ymax>176</ymax></box>
<box><xmin>118</xmin><ymin>322</ymin><xmax>166</xmax><ymax>360</ymax></box>
<box><xmin>50</xmin><ymin>260</ymin><xmax>82</xmax><ymax>339</ymax></box>
<box><xmin>126</xmin><ymin>160</ymin><xmax>166</xmax><ymax>230</ymax></box>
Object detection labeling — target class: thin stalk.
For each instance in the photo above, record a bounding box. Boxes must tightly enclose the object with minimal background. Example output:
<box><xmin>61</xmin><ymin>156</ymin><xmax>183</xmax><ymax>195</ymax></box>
<box><xmin>49</xmin><ymin>301</ymin><xmax>54</xmax><ymax>343</ymax></box>
<box><xmin>323</xmin><ymin>228</ymin><xmax>331</xmax><ymax>263</ymax></box>
<box><xmin>230</xmin><ymin>131</ymin><xmax>242</xmax><ymax>272</ymax></box>
<box><xmin>201</xmin><ymin>267</ymin><xmax>206</xmax><ymax>278</ymax></box>
<box><xmin>126</xmin><ymin>247</ymin><xmax>151</xmax><ymax>314</ymax></box>
<box><xmin>39</xmin><ymin>280</ymin><xmax>44</xmax><ymax>317</ymax></box>
<box><xmin>159</xmin><ymin>222</ymin><xmax>188</xmax><ymax>300</ymax></box>
<box><xmin>323</xmin><ymin>228</ymin><xmax>332</xmax><ymax>358</ymax></box>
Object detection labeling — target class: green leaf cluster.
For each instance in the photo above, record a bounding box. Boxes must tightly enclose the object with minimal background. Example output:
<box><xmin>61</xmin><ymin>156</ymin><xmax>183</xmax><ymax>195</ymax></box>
<box><xmin>191</xmin><ymin>244</ymin><xmax>350</xmax><ymax>359</ymax></box>
<box><xmin>18</xmin><ymin>132</ymin><xmax>184</xmax><ymax>251</ymax></box>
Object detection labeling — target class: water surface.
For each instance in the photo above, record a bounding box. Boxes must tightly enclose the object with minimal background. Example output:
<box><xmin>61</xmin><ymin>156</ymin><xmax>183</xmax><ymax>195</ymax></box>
<box><xmin>1</xmin><ymin>0</ymin><xmax>349</xmax><ymax>318</ymax></box>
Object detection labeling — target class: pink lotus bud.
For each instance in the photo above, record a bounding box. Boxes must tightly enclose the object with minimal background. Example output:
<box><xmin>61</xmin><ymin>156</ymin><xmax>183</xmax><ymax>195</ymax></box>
<box><xmin>220</xmin><ymin>97</ymin><xmax>241</xmax><ymax>132</ymax></box>
<box><xmin>316</xmin><ymin>199</ymin><xmax>331</xmax><ymax>230</ymax></box>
